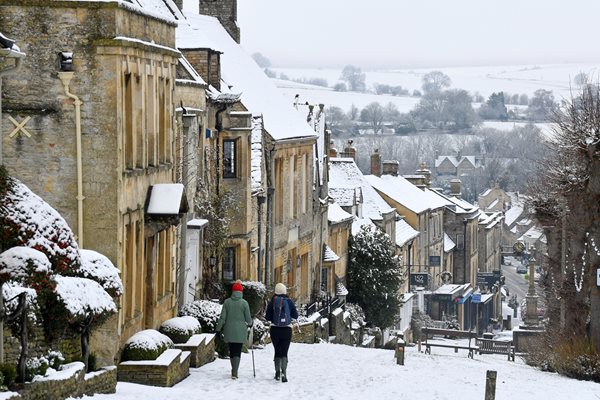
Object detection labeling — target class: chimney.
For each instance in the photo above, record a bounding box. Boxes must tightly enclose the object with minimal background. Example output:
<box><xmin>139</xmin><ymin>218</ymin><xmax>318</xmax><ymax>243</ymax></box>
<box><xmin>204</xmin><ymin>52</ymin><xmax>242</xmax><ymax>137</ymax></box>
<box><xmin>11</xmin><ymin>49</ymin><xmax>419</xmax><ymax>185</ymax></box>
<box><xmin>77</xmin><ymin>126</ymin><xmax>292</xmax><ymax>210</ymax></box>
<box><xmin>199</xmin><ymin>0</ymin><xmax>241</xmax><ymax>43</ymax></box>
<box><xmin>371</xmin><ymin>149</ymin><xmax>382</xmax><ymax>176</ymax></box>
<box><xmin>343</xmin><ymin>139</ymin><xmax>356</xmax><ymax>160</ymax></box>
<box><xmin>457</xmin><ymin>149</ymin><xmax>462</xmax><ymax>160</ymax></box>
<box><xmin>329</xmin><ymin>140</ymin><xmax>338</xmax><ymax>158</ymax></box>
<box><xmin>382</xmin><ymin>160</ymin><xmax>399</xmax><ymax>176</ymax></box>
<box><xmin>404</xmin><ymin>175</ymin><xmax>427</xmax><ymax>189</ymax></box>
<box><xmin>416</xmin><ymin>161</ymin><xmax>432</xmax><ymax>188</ymax></box>
<box><xmin>450</xmin><ymin>178</ymin><xmax>462</xmax><ymax>198</ymax></box>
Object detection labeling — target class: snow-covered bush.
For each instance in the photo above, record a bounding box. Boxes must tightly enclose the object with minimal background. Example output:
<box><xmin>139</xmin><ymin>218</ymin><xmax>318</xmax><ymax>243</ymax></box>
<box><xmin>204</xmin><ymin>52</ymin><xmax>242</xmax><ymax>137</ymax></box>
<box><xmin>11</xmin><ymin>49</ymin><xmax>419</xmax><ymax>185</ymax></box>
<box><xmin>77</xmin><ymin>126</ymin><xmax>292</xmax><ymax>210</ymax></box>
<box><xmin>0</xmin><ymin>247</ymin><xmax>51</xmax><ymax>285</ymax></box>
<box><xmin>179</xmin><ymin>300</ymin><xmax>222</xmax><ymax>333</ymax></box>
<box><xmin>159</xmin><ymin>316</ymin><xmax>201</xmax><ymax>344</ymax></box>
<box><xmin>410</xmin><ymin>311</ymin><xmax>434</xmax><ymax>343</ymax></box>
<box><xmin>122</xmin><ymin>330</ymin><xmax>173</xmax><ymax>361</ymax></box>
<box><xmin>345</xmin><ymin>303</ymin><xmax>366</xmax><ymax>327</ymax></box>
<box><xmin>251</xmin><ymin>318</ymin><xmax>267</xmax><ymax>345</ymax></box>
<box><xmin>0</xmin><ymin>170</ymin><xmax>80</xmax><ymax>274</ymax></box>
<box><xmin>77</xmin><ymin>249</ymin><xmax>123</xmax><ymax>297</ymax></box>
<box><xmin>225</xmin><ymin>281</ymin><xmax>267</xmax><ymax>316</ymax></box>
<box><xmin>25</xmin><ymin>356</ymin><xmax>49</xmax><ymax>381</ymax></box>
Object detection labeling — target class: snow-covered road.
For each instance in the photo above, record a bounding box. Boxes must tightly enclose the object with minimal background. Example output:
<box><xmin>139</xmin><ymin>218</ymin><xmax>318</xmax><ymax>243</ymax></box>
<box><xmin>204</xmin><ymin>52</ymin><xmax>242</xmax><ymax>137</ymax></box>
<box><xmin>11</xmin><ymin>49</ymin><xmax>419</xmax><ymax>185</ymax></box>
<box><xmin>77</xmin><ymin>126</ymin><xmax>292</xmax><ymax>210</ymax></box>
<box><xmin>79</xmin><ymin>341</ymin><xmax>598</xmax><ymax>400</ymax></box>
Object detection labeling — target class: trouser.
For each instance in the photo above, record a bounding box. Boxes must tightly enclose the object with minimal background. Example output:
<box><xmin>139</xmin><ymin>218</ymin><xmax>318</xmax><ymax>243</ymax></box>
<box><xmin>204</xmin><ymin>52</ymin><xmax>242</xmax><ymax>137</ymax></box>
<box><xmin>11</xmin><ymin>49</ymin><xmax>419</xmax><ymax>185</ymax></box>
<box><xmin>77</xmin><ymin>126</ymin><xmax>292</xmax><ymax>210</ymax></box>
<box><xmin>270</xmin><ymin>326</ymin><xmax>292</xmax><ymax>358</ymax></box>
<box><xmin>228</xmin><ymin>342</ymin><xmax>243</xmax><ymax>358</ymax></box>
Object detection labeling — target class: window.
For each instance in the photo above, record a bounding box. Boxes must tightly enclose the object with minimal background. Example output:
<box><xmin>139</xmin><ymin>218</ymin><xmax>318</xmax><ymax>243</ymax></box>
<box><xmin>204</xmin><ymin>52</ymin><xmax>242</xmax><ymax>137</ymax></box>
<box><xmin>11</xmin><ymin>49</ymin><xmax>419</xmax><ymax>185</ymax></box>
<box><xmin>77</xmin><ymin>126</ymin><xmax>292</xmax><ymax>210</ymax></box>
<box><xmin>456</xmin><ymin>234</ymin><xmax>465</xmax><ymax>251</ymax></box>
<box><xmin>146</xmin><ymin>74</ymin><xmax>156</xmax><ymax>166</ymax></box>
<box><xmin>223</xmin><ymin>139</ymin><xmax>237</xmax><ymax>178</ymax></box>
<box><xmin>321</xmin><ymin>266</ymin><xmax>329</xmax><ymax>292</ymax></box>
<box><xmin>289</xmin><ymin>155</ymin><xmax>295</xmax><ymax>217</ymax></box>
<box><xmin>223</xmin><ymin>247</ymin><xmax>236</xmax><ymax>281</ymax></box>
<box><xmin>124</xmin><ymin>73</ymin><xmax>133</xmax><ymax>170</ymax></box>
<box><xmin>275</xmin><ymin>158</ymin><xmax>284</xmax><ymax>222</ymax></box>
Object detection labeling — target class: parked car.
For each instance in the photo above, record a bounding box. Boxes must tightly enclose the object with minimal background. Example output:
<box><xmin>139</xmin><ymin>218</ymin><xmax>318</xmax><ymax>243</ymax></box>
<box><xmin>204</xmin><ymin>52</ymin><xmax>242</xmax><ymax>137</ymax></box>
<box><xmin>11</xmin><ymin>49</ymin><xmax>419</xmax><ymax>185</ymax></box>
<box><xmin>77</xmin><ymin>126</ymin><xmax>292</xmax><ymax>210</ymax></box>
<box><xmin>516</xmin><ymin>264</ymin><xmax>527</xmax><ymax>274</ymax></box>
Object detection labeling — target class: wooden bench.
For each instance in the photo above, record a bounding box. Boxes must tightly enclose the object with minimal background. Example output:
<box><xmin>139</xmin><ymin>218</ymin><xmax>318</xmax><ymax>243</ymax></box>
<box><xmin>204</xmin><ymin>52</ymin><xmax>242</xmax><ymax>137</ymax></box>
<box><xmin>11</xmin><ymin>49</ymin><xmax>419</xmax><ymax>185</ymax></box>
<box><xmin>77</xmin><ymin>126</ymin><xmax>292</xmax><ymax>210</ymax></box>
<box><xmin>421</xmin><ymin>327</ymin><xmax>479</xmax><ymax>359</ymax></box>
<box><xmin>476</xmin><ymin>338</ymin><xmax>515</xmax><ymax>361</ymax></box>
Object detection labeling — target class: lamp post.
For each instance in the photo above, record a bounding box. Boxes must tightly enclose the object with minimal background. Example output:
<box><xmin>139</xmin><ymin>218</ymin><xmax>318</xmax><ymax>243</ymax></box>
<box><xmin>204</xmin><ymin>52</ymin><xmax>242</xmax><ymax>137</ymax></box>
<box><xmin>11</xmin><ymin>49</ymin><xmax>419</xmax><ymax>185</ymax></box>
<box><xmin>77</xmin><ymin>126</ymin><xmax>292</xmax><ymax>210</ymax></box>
<box><xmin>523</xmin><ymin>247</ymin><xmax>540</xmax><ymax>327</ymax></box>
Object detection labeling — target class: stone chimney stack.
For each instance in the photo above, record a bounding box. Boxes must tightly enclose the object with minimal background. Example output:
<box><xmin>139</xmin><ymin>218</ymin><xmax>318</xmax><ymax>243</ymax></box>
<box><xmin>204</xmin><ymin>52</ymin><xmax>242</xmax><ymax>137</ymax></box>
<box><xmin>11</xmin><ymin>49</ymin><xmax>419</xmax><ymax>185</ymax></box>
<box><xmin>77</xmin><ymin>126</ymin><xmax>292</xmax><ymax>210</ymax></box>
<box><xmin>199</xmin><ymin>0</ymin><xmax>241</xmax><ymax>43</ymax></box>
<box><xmin>371</xmin><ymin>149</ymin><xmax>382</xmax><ymax>176</ymax></box>
<box><xmin>416</xmin><ymin>162</ymin><xmax>432</xmax><ymax>188</ymax></box>
<box><xmin>382</xmin><ymin>160</ymin><xmax>399</xmax><ymax>176</ymax></box>
<box><xmin>329</xmin><ymin>140</ymin><xmax>338</xmax><ymax>158</ymax></box>
<box><xmin>343</xmin><ymin>140</ymin><xmax>356</xmax><ymax>160</ymax></box>
<box><xmin>450</xmin><ymin>178</ymin><xmax>462</xmax><ymax>198</ymax></box>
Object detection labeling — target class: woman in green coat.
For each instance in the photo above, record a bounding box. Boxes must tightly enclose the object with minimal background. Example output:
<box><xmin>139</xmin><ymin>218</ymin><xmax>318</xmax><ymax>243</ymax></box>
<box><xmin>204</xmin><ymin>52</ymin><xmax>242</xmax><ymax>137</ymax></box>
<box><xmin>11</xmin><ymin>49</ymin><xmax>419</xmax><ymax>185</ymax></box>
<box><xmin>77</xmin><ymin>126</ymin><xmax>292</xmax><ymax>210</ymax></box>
<box><xmin>216</xmin><ymin>281</ymin><xmax>252</xmax><ymax>379</ymax></box>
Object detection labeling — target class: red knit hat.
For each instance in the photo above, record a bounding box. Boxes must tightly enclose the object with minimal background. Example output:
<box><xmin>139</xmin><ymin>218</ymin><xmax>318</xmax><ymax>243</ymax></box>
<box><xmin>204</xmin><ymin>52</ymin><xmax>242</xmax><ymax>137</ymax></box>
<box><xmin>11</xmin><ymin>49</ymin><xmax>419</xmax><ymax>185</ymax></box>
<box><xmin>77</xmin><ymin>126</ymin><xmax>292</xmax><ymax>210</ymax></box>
<box><xmin>232</xmin><ymin>282</ymin><xmax>243</xmax><ymax>292</ymax></box>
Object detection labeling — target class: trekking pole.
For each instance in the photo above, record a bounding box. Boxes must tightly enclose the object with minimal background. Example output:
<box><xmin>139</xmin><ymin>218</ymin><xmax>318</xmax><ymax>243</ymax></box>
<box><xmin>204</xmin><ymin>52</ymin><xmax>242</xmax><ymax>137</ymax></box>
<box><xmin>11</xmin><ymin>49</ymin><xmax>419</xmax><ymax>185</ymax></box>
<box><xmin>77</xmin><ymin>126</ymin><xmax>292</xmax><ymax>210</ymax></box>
<box><xmin>248</xmin><ymin>325</ymin><xmax>256</xmax><ymax>378</ymax></box>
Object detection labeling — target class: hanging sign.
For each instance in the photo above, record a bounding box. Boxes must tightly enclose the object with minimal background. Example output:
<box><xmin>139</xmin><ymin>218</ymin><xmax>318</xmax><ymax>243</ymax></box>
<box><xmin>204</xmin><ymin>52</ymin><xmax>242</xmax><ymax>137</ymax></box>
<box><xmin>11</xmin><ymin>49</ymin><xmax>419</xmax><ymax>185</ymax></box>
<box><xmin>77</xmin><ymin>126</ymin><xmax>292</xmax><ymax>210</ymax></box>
<box><xmin>597</xmin><ymin>268</ymin><xmax>600</xmax><ymax>287</ymax></box>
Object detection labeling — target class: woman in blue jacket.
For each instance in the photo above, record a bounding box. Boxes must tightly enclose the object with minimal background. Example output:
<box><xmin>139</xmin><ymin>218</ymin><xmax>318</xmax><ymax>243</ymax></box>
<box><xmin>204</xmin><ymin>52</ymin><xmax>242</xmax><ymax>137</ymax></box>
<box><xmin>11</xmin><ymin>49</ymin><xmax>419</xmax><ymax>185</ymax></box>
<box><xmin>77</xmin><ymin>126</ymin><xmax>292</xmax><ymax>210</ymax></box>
<box><xmin>265</xmin><ymin>283</ymin><xmax>298</xmax><ymax>383</ymax></box>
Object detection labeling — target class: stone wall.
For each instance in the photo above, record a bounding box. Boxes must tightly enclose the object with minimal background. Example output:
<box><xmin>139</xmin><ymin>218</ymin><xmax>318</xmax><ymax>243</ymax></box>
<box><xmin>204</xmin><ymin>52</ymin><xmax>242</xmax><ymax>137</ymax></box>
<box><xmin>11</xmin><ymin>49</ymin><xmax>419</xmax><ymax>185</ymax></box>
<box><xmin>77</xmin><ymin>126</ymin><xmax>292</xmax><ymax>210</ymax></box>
<box><xmin>173</xmin><ymin>333</ymin><xmax>215</xmax><ymax>368</ymax></box>
<box><xmin>3</xmin><ymin>325</ymin><xmax>80</xmax><ymax>367</ymax></box>
<box><xmin>291</xmin><ymin>322</ymin><xmax>315</xmax><ymax>344</ymax></box>
<box><xmin>330</xmin><ymin>308</ymin><xmax>357</xmax><ymax>345</ymax></box>
<box><xmin>14</xmin><ymin>362</ymin><xmax>116</xmax><ymax>400</ymax></box>
<box><xmin>117</xmin><ymin>349</ymin><xmax>190</xmax><ymax>387</ymax></box>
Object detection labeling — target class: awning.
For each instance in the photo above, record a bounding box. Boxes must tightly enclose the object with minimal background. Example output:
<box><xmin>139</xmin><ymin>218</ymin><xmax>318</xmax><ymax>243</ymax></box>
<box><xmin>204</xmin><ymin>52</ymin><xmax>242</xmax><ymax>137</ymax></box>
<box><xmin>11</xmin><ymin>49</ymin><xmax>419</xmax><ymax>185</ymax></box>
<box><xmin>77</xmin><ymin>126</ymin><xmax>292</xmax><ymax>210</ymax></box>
<box><xmin>454</xmin><ymin>288</ymin><xmax>473</xmax><ymax>304</ymax></box>
<box><xmin>187</xmin><ymin>218</ymin><xmax>208</xmax><ymax>229</ymax></box>
<box><xmin>323</xmin><ymin>244</ymin><xmax>340</xmax><ymax>262</ymax></box>
<box><xmin>145</xmin><ymin>184</ymin><xmax>189</xmax><ymax>216</ymax></box>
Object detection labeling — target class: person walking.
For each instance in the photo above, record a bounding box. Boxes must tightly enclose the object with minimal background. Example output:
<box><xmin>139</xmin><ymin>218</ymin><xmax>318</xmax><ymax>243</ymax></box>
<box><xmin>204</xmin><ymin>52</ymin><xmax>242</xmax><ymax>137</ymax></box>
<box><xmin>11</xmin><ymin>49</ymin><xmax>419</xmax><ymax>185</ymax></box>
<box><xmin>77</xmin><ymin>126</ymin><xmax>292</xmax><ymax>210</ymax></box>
<box><xmin>265</xmin><ymin>283</ymin><xmax>298</xmax><ymax>383</ymax></box>
<box><xmin>216</xmin><ymin>281</ymin><xmax>252</xmax><ymax>380</ymax></box>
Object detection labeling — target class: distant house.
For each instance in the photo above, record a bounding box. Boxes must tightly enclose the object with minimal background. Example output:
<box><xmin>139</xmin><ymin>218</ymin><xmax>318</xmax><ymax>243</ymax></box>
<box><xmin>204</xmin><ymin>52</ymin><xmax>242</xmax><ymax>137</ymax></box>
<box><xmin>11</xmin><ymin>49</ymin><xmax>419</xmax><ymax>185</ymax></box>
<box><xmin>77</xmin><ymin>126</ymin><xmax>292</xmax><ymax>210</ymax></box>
<box><xmin>434</xmin><ymin>153</ymin><xmax>481</xmax><ymax>177</ymax></box>
<box><xmin>478</xmin><ymin>184</ymin><xmax>511</xmax><ymax>212</ymax></box>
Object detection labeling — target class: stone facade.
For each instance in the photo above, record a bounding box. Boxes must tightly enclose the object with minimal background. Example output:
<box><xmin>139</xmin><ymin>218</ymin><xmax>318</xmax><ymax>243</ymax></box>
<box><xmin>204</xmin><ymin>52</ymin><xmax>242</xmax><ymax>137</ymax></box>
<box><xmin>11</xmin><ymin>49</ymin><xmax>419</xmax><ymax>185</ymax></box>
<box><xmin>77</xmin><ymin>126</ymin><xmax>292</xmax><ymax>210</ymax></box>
<box><xmin>0</xmin><ymin>1</ymin><xmax>182</xmax><ymax>360</ymax></box>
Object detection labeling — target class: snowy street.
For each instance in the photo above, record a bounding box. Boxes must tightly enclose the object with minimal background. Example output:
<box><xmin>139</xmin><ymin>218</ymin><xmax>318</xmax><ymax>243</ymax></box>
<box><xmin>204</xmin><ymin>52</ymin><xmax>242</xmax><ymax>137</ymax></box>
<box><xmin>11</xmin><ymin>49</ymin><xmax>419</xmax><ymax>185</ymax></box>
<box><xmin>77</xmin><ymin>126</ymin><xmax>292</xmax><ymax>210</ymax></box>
<box><xmin>81</xmin><ymin>342</ymin><xmax>598</xmax><ymax>400</ymax></box>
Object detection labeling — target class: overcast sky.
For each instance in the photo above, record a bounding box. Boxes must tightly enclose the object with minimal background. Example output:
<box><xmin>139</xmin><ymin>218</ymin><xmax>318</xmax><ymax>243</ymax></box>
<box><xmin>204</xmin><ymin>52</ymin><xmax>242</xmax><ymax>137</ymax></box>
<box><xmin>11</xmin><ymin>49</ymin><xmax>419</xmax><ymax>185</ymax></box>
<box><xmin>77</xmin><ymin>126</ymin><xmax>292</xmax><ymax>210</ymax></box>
<box><xmin>237</xmin><ymin>0</ymin><xmax>600</xmax><ymax>69</ymax></box>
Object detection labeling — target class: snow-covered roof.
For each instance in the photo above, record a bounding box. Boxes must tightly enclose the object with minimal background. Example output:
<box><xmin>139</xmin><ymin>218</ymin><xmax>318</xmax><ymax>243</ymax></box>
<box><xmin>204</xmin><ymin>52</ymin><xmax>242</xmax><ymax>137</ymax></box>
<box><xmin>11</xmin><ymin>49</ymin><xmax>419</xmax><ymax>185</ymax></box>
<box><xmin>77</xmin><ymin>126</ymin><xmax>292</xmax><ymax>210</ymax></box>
<box><xmin>430</xmin><ymin>189</ymin><xmax>479</xmax><ymax>215</ymax></box>
<box><xmin>396</xmin><ymin>219</ymin><xmax>419</xmax><ymax>247</ymax></box>
<box><xmin>444</xmin><ymin>233</ymin><xmax>456</xmax><ymax>252</ymax></box>
<box><xmin>328</xmin><ymin>186</ymin><xmax>359</xmax><ymax>207</ymax></box>
<box><xmin>486</xmin><ymin>198</ymin><xmax>499</xmax><ymax>210</ymax></box>
<box><xmin>352</xmin><ymin>217</ymin><xmax>376</xmax><ymax>236</ymax></box>
<box><xmin>175</xmin><ymin>13</ymin><xmax>318</xmax><ymax>141</ymax></box>
<box><xmin>479</xmin><ymin>211</ymin><xmax>503</xmax><ymax>229</ymax></box>
<box><xmin>328</xmin><ymin>202</ymin><xmax>353</xmax><ymax>224</ymax></box>
<box><xmin>146</xmin><ymin>183</ymin><xmax>187</xmax><ymax>215</ymax></box>
<box><xmin>433</xmin><ymin>284</ymin><xmax>463</xmax><ymax>296</ymax></box>
<box><xmin>519</xmin><ymin>226</ymin><xmax>545</xmax><ymax>241</ymax></box>
<box><xmin>365</xmin><ymin>174</ymin><xmax>447</xmax><ymax>214</ymax></box>
<box><xmin>434</xmin><ymin>155</ymin><xmax>477</xmax><ymax>168</ymax></box>
<box><xmin>323</xmin><ymin>245</ymin><xmax>340</xmax><ymax>263</ymax></box>
<box><xmin>504</xmin><ymin>205</ymin><xmax>524</xmax><ymax>227</ymax></box>
<box><xmin>336</xmin><ymin>280</ymin><xmax>349</xmax><ymax>296</ymax></box>
<box><xmin>187</xmin><ymin>218</ymin><xmax>209</xmax><ymax>228</ymax></box>
<box><xmin>329</xmin><ymin>158</ymin><xmax>395</xmax><ymax>221</ymax></box>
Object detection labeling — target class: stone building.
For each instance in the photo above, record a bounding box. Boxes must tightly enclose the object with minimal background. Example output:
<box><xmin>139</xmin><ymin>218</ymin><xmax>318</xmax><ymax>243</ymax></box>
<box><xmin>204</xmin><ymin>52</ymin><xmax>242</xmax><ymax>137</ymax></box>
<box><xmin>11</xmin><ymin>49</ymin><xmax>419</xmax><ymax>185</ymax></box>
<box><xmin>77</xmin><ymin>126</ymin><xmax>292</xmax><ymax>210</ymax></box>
<box><xmin>0</xmin><ymin>1</ymin><xmax>184</xmax><ymax>362</ymax></box>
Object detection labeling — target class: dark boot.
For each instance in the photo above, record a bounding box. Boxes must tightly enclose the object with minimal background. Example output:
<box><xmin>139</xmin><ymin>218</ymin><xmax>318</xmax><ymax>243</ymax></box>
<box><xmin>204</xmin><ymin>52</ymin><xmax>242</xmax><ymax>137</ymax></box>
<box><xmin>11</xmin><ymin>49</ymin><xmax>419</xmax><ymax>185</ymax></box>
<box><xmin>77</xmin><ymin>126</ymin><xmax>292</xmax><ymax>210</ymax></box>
<box><xmin>231</xmin><ymin>356</ymin><xmax>240</xmax><ymax>379</ymax></box>
<box><xmin>281</xmin><ymin>357</ymin><xmax>288</xmax><ymax>383</ymax></box>
<box><xmin>274</xmin><ymin>357</ymin><xmax>281</xmax><ymax>380</ymax></box>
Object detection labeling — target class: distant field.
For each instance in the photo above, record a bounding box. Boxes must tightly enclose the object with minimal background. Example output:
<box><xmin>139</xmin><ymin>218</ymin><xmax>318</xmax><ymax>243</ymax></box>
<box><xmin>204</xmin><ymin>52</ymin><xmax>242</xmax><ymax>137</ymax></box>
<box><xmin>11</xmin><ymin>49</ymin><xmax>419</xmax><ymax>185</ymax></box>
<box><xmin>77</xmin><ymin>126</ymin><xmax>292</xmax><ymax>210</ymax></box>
<box><xmin>273</xmin><ymin>63</ymin><xmax>600</xmax><ymax>99</ymax></box>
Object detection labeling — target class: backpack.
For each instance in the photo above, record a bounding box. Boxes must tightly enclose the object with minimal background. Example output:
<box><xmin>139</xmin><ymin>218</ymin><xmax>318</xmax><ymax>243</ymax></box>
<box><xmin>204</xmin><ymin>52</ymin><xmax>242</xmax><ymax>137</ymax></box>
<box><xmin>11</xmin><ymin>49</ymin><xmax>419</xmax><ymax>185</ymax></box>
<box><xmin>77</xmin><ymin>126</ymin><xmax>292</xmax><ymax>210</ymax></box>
<box><xmin>272</xmin><ymin>295</ymin><xmax>291</xmax><ymax>327</ymax></box>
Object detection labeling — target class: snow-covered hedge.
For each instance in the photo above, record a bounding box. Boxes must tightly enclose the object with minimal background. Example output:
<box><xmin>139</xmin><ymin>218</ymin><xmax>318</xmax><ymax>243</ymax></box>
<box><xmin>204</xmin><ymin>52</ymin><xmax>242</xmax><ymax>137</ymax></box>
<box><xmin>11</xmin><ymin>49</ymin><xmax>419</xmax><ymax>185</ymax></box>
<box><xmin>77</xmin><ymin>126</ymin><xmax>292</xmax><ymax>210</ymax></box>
<box><xmin>122</xmin><ymin>330</ymin><xmax>173</xmax><ymax>361</ymax></box>
<box><xmin>159</xmin><ymin>316</ymin><xmax>201</xmax><ymax>344</ymax></box>
<box><xmin>0</xmin><ymin>173</ymin><xmax>80</xmax><ymax>273</ymax></box>
<box><xmin>179</xmin><ymin>300</ymin><xmax>222</xmax><ymax>333</ymax></box>
<box><xmin>225</xmin><ymin>280</ymin><xmax>267</xmax><ymax>316</ymax></box>
<box><xmin>54</xmin><ymin>276</ymin><xmax>117</xmax><ymax>318</ymax></box>
<box><xmin>251</xmin><ymin>318</ymin><xmax>267</xmax><ymax>345</ymax></box>
<box><xmin>0</xmin><ymin>246</ymin><xmax>51</xmax><ymax>284</ymax></box>
<box><xmin>77</xmin><ymin>249</ymin><xmax>123</xmax><ymax>297</ymax></box>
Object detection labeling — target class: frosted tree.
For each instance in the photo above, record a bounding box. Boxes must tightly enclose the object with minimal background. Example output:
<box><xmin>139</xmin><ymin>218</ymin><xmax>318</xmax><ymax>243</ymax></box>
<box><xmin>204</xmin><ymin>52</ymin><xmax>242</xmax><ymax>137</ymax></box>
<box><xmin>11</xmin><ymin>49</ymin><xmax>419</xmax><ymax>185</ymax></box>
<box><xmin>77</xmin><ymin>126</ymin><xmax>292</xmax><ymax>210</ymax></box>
<box><xmin>529</xmin><ymin>83</ymin><xmax>600</xmax><ymax>350</ymax></box>
<box><xmin>347</xmin><ymin>225</ymin><xmax>403</xmax><ymax>329</ymax></box>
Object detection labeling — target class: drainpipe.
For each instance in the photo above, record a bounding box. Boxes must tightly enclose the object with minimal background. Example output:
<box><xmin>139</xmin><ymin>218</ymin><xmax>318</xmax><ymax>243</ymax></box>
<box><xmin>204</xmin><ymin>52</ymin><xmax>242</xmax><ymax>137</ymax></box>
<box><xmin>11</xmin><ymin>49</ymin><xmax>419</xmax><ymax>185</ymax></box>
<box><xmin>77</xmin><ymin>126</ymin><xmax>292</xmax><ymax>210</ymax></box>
<box><xmin>59</xmin><ymin>72</ymin><xmax>85</xmax><ymax>247</ymax></box>
<box><xmin>0</xmin><ymin>57</ymin><xmax>23</xmax><ymax>166</ymax></box>
<box><xmin>257</xmin><ymin>194</ymin><xmax>266</xmax><ymax>283</ymax></box>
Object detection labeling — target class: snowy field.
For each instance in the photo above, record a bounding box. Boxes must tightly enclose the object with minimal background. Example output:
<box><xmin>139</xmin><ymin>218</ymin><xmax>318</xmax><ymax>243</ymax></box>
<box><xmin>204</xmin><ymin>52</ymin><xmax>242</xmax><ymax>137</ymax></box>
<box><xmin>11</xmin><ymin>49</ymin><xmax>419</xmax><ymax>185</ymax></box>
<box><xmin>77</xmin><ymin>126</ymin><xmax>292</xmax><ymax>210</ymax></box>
<box><xmin>80</xmin><ymin>341</ymin><xmax>598</xmax><ymax>400</ymax></box>
<box><xmin>272</xmin><ymin>63</ymin><xmax>600</xmax><ymax>100</ymax></box>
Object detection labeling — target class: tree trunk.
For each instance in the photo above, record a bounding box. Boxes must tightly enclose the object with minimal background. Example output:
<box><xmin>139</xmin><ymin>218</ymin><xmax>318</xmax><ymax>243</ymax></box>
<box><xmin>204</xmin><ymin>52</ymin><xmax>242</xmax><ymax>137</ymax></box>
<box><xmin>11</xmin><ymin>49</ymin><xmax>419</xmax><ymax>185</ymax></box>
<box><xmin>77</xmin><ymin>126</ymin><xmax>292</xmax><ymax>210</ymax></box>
<box><xmin>17</xmin><ymin>293</ymin><xmax>27</xmax><ymax>383</ymax></box>
<box><xmin>81</xmin><ymin>328</ymin><xmax>90</xmax><ymax>373</ymax></box>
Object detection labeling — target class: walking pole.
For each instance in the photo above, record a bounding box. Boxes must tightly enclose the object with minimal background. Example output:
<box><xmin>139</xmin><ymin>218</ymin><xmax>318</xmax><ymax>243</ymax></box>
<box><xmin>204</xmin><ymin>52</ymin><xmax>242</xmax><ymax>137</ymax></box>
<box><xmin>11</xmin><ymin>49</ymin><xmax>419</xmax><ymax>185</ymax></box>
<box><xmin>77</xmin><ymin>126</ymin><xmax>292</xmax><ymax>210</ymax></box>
<box><xmin>248</xmin><ymin>325</ymin><xmax>256</xmax><ymax>378</ymax></box>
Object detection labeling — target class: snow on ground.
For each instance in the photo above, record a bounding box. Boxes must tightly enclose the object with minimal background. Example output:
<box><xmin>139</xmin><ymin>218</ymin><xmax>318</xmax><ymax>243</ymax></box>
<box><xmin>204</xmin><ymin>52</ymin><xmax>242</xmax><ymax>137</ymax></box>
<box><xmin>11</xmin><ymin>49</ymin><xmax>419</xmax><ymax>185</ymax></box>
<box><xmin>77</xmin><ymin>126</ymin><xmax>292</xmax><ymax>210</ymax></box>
<box><xmin>80</xmin><ymin>341</ymin><xmax>598</xmax><ymax>400</ymax></box>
